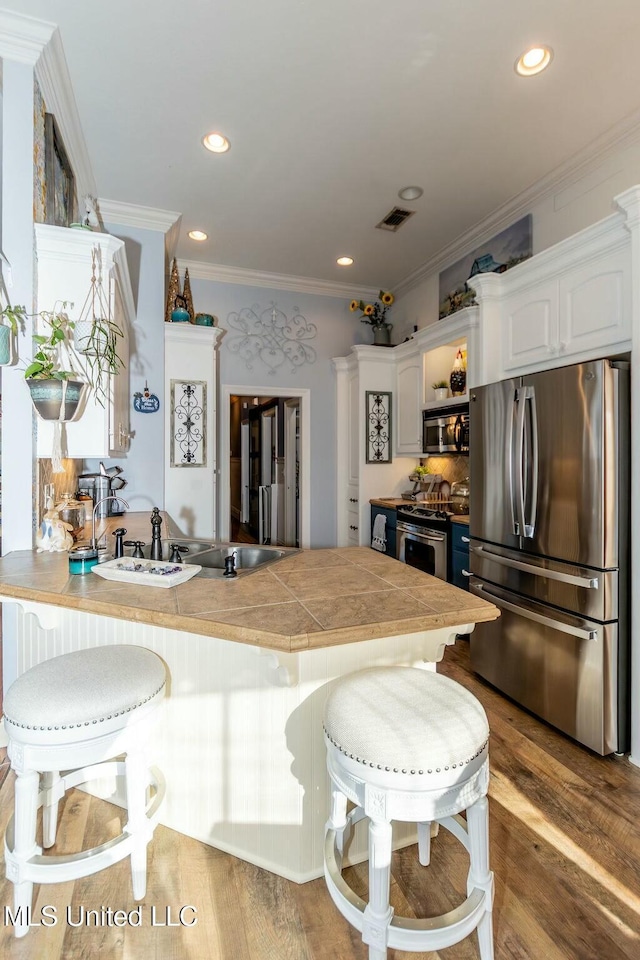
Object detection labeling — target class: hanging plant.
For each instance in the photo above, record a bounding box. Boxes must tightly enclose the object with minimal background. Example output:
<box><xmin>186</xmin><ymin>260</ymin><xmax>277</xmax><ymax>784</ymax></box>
<box><xmin>72</xmin><ymin>246</ymin><xmax>125</xmax><ymax>406</ymax></box>
<box><xmin>0</xmin><ymin>302</ymin><xmax>25</xmax><ymax>366</ymax></box>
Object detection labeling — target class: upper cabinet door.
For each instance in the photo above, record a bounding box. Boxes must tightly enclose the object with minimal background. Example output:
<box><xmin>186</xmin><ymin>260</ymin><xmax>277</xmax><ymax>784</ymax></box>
<box><xmin>502</xmin><ymin>279</ymin><xmax>559</xmax><ymax>372</ymax></box>
<box><xmin>34</xmin><ymin>225</ymin><xmax>133</xmax><ymax>459</ymax></box>
<box><xmin>395</xmin><ymin>352</ymin><xmax>422</xmax><ymax>455</ymax></box>
<box><xmin>558</xmin><ymin>247</ymin><xmax>631</xmax><ymax>358</ymax></box>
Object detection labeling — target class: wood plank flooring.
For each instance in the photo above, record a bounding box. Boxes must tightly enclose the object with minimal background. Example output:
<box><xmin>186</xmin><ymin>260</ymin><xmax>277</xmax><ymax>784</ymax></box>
<box><xmin>1</xmin><ymin>639</ymin><xmax>640</xmax><ymax>959</ymax></box>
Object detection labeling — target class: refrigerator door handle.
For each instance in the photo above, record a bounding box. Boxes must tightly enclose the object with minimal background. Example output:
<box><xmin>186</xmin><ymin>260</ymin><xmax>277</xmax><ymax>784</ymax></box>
<box><xmin>471</xmin><ymin>544</ymin><xmax>599</xmax><ymax>588</ymax></box>
<box><xmin>472</xmin><ymin>582</ymin><xmax>598</xmax><ymax>641</ymax></box>
<box><xmin>523</xmin><ymin>385</ymin><xmax>538</xmax><ymax>537</ymax></box>
<box><xmin>514</xmin><ymin>388</ymin><xmax>527</xmax><ymax>536</ymax></box>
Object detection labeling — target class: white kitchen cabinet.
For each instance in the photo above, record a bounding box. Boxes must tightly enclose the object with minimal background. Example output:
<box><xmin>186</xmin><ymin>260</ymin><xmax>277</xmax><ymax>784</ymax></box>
<box><xmin>34</xmin><ymin>224</ymin><xmax>134</xmax><ymax>459</ymax></box>
<box><xmin>471</xmin><ymin>213</ymin><xmax>632</xmax><ymax>384</ymax></box>
<box><xmin>164</xmin><ymin>323</ymin><xmax>223</xmax><ymax>540</ymax></box>
<box><xmin>395</xmin><ymin>350</ymin><xmax>422</xmax><ymax>455</ymax></box>
<box><xmin>333</xmin><ymin>347</ymin><xmax>414</xmax><ymax>547</ymax></box>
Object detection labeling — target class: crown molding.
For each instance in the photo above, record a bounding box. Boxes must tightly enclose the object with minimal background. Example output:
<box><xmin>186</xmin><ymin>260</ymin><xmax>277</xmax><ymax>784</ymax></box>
<box><xmin>35</xmin><ymin>26</ymin><xmax>96</xmax><ymax>200</ymax></box>
<box><xmin>98</xmin><ymin>198</ymin><xmax>182</xmax><ymax>234</ymax></box>
<box><xmin>177</xmin><ymin>258</ymin><xmax>378</xmax><ymax>300</ymax></box>
<box><xmin>0</xmin><ymin>8</ymin><xmax>55</xmax><ymax>64</ymax></box>
<box><xmin>395</xmin><ymin>108</ymin><xmax>640</xmax><ymax>299</ymax></box>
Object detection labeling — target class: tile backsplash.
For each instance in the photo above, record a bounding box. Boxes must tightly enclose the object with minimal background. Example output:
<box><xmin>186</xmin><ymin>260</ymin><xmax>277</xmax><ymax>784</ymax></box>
<box><xmin>38</xmin><ymin>459</ymin><xmax>79</xmax><ymax>519</ymax></box>
<box><xmin>420</xmin><ymin>455</ymin><xmax>470</xmax><ymax>486</ymax></box>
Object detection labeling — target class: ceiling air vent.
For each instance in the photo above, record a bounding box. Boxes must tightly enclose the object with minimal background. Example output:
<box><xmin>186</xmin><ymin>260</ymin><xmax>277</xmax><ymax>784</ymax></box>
<box><xmin>376</xmin><ymin>207</ymin><xmax>415</xmax><ymax>232</ymax></box>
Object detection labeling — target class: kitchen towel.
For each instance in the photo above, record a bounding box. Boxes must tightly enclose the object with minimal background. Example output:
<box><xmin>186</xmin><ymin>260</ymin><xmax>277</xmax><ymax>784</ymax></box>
<box><xmin>371</xmin><ymin>514</ymin><xmax>387</xmax><ymax>552</ymax></box>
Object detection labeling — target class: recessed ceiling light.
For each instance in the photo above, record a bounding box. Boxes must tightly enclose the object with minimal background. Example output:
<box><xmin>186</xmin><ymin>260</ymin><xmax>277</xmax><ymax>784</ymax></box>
<box><xmin>398</xmin><ymin>186</ymin><xmax>423</xmax><ymax>201</ymax></box>
<box><xmin>202</xmin><ymin>131</ymin><xmax>230</xmax><ymax>153</ymax></box>
<box><xmin>336</xmin><ymin>256</ymin><xmax>354</xmax><ymax>266</ymax></box>
<box><xmin>515</xmin><ymin>45</ymin><xmax>553</xmax><ymax>77</ymax></box>
<box><xmin>188</xmin><ymin>230</ymin><xmax>208</xmax><ymax>241</ymax></box>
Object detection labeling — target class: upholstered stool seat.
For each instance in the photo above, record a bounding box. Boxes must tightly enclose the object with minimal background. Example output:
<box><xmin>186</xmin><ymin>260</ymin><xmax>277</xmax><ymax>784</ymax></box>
<box><xmin>3</xmin><ymin>645</ymin><xmax>166</xmax><ymax>938</ymax></box>
<box><xmin>323</xmin><ymin>666</ymin><xmax>494</xmax><ymax>960</ymax></box>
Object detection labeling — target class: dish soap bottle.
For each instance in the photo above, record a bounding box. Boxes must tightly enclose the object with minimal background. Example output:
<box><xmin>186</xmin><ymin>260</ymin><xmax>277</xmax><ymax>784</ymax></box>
<box><xmin>449</xmin><ymin>348</ymin><xmax>467</xmax><ymax>396</ymax></box>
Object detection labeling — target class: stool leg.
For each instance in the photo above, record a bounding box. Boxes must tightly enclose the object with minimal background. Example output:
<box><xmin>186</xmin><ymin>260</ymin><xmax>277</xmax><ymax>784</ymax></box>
<box><xmin>417</xmin><ymin>821</ymin><xmax>431</xmax><ymax>866</ymax></box>
<box><xmin>327</xmin><ymin>784</ymin><xmax>348</xmax><ymax>858</ymax></box>
<box><xmin>363</xmin><ymin>819</ymin><xmax>393</xmax><ymax>960</ymax></box>
<box><xmin>466</xmin><ymin>796</ymin><xmax>495</xmax><ymax>960</ymax></box>
<box><xmin>42</xmin><ymin>770</ymin><xmax>60</xmax><ymax>848</ymax></box>
<box><xmin>125</xmin><ymin>746</ymin><xmax>151</xmax><ymax>900</ymax></box>
<box><xmin>11</xmin><ymin>769</ymin><xmax>40</xmax><ymax>938</ymax></box>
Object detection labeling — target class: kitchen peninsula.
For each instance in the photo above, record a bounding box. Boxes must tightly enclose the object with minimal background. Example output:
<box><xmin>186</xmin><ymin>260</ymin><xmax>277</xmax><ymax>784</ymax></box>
<box><xmin>0</xmin><ymin>513</ymin><xmax>498</xmax><ymax>882</ymax></box>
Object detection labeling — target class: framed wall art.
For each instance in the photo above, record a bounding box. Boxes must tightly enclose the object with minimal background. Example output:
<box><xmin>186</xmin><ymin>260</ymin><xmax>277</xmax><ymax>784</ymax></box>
<box><xmin>438</xmin><ymin>214</ymin><xmax>532</xmax><ymax>318</ymax></box>
<box><xmin>365</xmin><ymin>391</ymin><xmax>392</xmax><ymax>464</ymax></box>
<box><xmin>44</xmin><ymin>112</ymin><xmax>75</xmax><ymax>227</ymax></box>
<box><xmin>170</xmin><ymin>379</ymin><xmax>207</xmax><ymax>466</ymax></box>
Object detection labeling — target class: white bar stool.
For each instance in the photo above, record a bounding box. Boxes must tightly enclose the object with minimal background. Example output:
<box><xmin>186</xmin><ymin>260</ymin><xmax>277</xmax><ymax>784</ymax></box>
<box><xmin>323</xmin><ymin>666</ymin><xmax>494</xmax><ymax>960</ymax></box>
<box><xmin>3</xmin><ymin>644</ymin><xmax>167</xmax><ymax>938</ymax></box>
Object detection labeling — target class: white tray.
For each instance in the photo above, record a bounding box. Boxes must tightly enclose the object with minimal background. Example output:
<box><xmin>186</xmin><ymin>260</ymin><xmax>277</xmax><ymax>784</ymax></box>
<box><xmin>92</xmin><ymin>557</ymin><xmax>202</xmax><ymax>588</ymax></box>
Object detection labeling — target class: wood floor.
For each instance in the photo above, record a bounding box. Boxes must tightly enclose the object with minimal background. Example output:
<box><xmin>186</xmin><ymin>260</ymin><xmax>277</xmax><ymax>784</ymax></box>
<box><xmin>2</xmin><ymin>640</ymin><xmax>640</xmax><ymax>959</ymax></box>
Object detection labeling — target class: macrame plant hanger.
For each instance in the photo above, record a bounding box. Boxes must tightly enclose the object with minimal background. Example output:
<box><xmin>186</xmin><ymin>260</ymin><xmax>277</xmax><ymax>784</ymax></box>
<box><xmin>51</xmin><ymin>247</ymin><xmax>111</xmax><ymax>472</ymax></box>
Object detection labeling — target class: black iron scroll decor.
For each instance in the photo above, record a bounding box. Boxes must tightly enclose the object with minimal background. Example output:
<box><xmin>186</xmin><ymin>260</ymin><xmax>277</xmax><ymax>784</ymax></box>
<box><xmin>170</xmin><ymin>379</ymin><xmax>207</xmax><ymax>466</ymax></box>
<box><xmin>365</xmin><ymin>391</ymin><xmax>392</xmax><ymax>464</ymax></box>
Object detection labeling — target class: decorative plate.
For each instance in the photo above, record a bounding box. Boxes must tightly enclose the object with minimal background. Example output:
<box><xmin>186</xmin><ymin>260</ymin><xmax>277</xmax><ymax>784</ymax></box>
<box><xmin>92</xmin><ymin>557</ymin><xmax>201</xmax><ymax>588</ymax></box>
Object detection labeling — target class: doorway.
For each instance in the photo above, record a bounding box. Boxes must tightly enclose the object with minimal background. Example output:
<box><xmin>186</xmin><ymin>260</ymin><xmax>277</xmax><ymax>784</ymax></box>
<box><xmin>221</xmin><ymin>386</ymin><xmax>310</xmax><ymax>548</ymax></box>
<box><xmin>229</xmin><ymin>395</ymin><xmax>299</xmax><ymax>546</ymax></box>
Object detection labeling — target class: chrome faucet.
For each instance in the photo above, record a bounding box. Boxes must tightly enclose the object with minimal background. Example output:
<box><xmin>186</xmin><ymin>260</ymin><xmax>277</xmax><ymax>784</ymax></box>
<box><xmin>91</xmin><ymin>497</ymin><xmax>130</xmax><ymax>550</ymax></box>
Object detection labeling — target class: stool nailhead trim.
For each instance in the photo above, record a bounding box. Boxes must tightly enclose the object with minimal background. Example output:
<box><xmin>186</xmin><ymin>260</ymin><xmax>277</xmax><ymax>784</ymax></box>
<box><xmin>4</xmin><ymin>680</ymin><xmax>166</xmax><ymax>732</ymax></box>
<box><xmin>323</xmin><ymin>724</ymin><xmax>489</xmax><ymax>774</ymax></box>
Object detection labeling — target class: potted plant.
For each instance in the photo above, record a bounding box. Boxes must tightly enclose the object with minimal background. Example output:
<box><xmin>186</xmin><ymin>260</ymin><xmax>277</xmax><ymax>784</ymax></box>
<box><xmin>0</xmin><ymin>302</ymin><xmax>25</xmax><ymax>366</ymax></box>
<box><xmin>349</xmin><ymin>291</ymin><xmax>394</xmax><ymax>346</ymax></box>
<box><xmin>22</xmin><ymin>302</ymin><xmax>88</xmax><ymax>421</ymax></box>
<box><xmin>432</xmin><ymin>380</ymin><xmax>449</xmax><ymax>401</ymax></box>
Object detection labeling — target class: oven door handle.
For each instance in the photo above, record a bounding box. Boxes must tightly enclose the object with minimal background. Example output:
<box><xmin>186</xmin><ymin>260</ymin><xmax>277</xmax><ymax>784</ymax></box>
<box><xmin>400</xmin><ymin>530</ymin><xmax>446</xmax><ymax>543</ymax></box>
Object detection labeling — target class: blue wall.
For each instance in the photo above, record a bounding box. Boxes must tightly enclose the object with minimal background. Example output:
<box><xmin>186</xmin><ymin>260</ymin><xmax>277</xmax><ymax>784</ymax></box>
<box><xmin>189</xmin><ymin>276</ymin><xmax>364</xmax><ymax>547</ymax></box>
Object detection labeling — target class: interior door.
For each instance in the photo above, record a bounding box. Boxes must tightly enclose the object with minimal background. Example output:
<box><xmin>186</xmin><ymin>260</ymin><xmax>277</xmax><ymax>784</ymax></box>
<box><xmin>240</xmin><ymin>421</ymin><xmax>249</xmax><ymax>524</ymax></box>
<box><xmin>469</xmin><ymin>379</ymin><xmax>520</xmax><ymax>550</ymax></box>
<box><xmin>248</xmin><ymin>408</ymin><xmax>261</xmax><ymax>539</ymax></box>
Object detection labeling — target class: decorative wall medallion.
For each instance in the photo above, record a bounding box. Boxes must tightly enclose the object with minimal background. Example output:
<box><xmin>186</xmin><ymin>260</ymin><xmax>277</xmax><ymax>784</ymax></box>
<box><xmin>170</xmin><ymin>379</ymin><xmax>206</xmax><ymax>466</ymax></box>
<box><xmin>366</xmin><ymin>391</ymin><xmax>392</xmax><ymax>463</ymax></box>
<box><xmin>134</xmin><ymin>381</ymin><xmax>160</xmax><ymax>413</ymax></box>
<box><xmin>226</xmin><ymin>303</ymin><xmax>317</xmax><ymax>375</ymax></box>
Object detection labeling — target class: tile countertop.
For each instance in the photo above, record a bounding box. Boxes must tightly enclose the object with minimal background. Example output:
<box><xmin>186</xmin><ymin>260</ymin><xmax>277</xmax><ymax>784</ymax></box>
<box><xmin>0</xmin><ymin>513</ymin><xmax>497</xmax><ymax>653</ymax></box>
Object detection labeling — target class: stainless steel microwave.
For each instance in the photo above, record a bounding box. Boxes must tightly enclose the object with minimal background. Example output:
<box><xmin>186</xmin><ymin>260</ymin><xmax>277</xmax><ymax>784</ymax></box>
<box><xmin>422</xmin><ymin>405</ymin><xmax>469</xmax><ymax>454</ymax></box>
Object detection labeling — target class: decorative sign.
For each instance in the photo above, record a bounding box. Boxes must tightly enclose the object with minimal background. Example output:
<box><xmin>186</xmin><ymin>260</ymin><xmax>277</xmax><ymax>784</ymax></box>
<box><xmin>170</xmin><ymin>379</ymin><xmax>206</xmax><ymax>466</ymax></box>
<box><xmin>366</xmin><ymin>391</ymin><xmax>392</xmax><ymax>464</ymax></box>
<box><xmin>225</xmin><ymin>303</ymin><xmax>317</xmax><ymax>375</ymax></box>
<box><xmin>134</xmin><ymin>381</ymin><xmax>160</xmax><ymax>414</ymax></box>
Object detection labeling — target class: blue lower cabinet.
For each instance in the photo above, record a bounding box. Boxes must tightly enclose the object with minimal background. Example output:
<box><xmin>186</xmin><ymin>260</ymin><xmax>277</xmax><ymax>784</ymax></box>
<box><xmin>450</xmin><ymin>521</ymin><xmax>470</xmax><ymax>590</ymax></box>
<box><xmin>370</xmin><ymin>505</ymin><xmax>397</xmax><ymax>557</ymax></box>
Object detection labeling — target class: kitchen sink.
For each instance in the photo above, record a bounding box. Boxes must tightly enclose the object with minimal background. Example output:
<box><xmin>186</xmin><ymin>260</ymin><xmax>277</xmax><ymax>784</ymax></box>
<box><xmin>117</xmin><ymin>537</ymin><xmax>293</xmax><ymax>579</ymax></box>
<box><xmin>195</xmin><ymin>546</ymin><xmax>287</xmax><ymax>570</ymax></box>
<box><xmin>116</xmin><ymin>539</ymin><xmax>290</xmax><ymax>578</ymax></box>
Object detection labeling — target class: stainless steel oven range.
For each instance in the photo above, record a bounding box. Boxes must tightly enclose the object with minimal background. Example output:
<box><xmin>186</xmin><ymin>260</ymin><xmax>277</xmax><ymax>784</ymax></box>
<box><xmin>396</xmin><ymin>504</ymin><xmax>451</xmax><ymax>580</ymax></box>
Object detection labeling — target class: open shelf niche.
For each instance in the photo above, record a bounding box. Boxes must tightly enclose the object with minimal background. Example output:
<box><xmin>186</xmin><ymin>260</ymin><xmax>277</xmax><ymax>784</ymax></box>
<box><xmin>422</xmin><ymin>336</ymin><xmax>468</xmax><ymax>408</ymax></box>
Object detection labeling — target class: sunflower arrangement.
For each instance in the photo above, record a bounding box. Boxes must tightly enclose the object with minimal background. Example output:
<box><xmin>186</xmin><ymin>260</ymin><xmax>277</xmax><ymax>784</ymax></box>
<box><xmin>349</xmin><ymin>290</ymin><xmax>394</xmax><ymax>326</ymax></box>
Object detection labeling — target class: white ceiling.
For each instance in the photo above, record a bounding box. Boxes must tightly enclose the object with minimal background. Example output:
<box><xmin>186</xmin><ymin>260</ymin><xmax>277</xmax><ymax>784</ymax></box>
<box><xmin>12</xmin><ymin>0</ymin><xmax>640</xmax><ymax>289</ymax></box>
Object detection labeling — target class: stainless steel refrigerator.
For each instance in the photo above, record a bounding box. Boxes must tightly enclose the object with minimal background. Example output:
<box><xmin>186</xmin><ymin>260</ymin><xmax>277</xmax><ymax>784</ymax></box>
<box><xmin>468</xmin><ymin>359</ymin><xmax>630</xmax><ymax>755</ymax></box>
